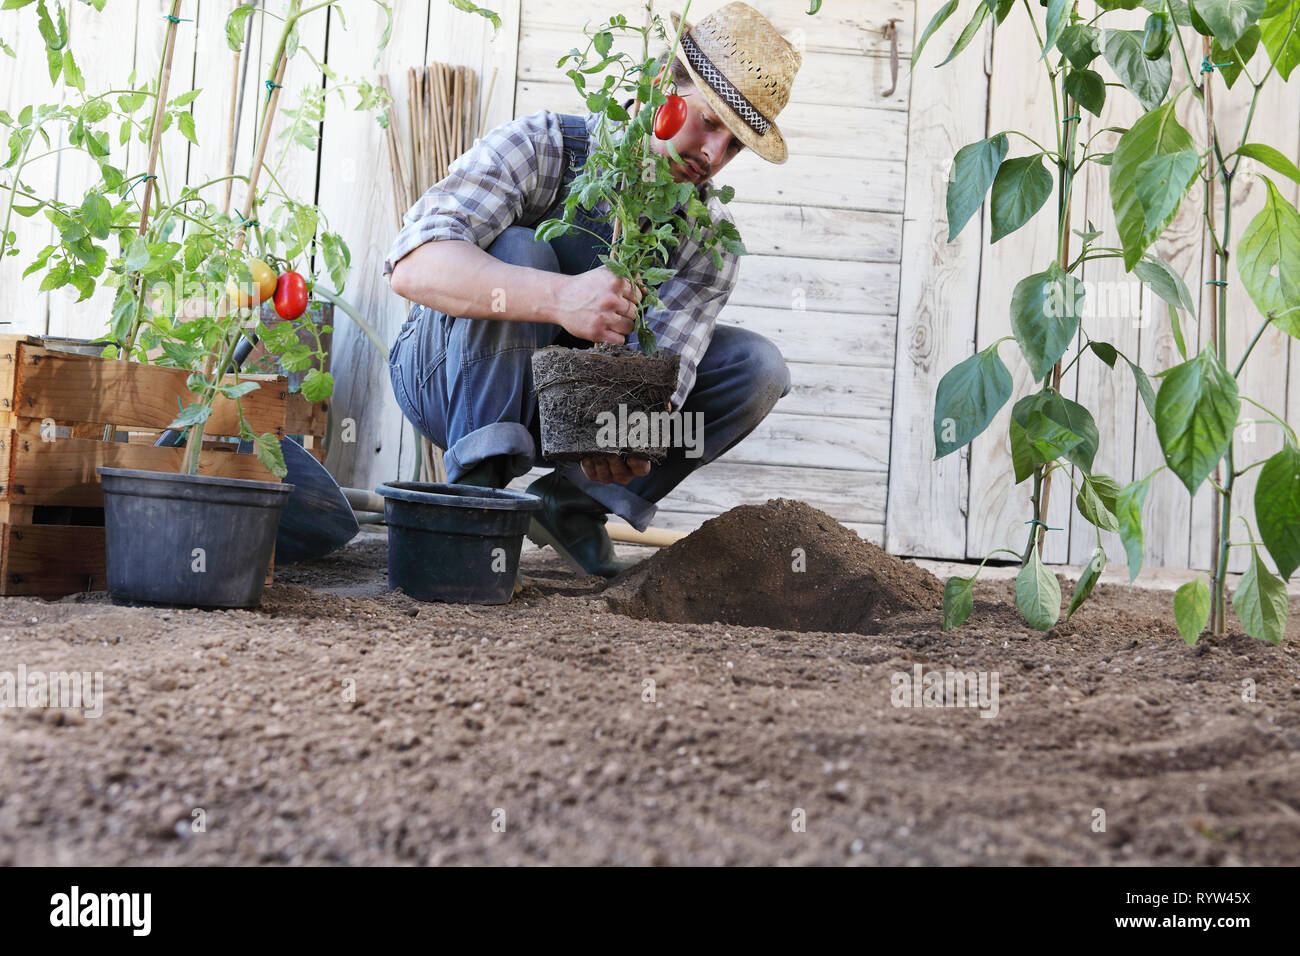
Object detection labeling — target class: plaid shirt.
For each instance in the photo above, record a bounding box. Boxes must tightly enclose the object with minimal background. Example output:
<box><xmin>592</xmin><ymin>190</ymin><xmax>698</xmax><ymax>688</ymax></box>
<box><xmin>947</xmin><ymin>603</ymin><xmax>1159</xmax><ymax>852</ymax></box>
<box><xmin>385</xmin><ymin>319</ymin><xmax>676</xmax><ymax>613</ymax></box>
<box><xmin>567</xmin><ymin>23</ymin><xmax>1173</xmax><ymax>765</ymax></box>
<box><xmin>383</xmin><ymin>108</ymin><xmax>742</xmax><ymax>411</ymax></box>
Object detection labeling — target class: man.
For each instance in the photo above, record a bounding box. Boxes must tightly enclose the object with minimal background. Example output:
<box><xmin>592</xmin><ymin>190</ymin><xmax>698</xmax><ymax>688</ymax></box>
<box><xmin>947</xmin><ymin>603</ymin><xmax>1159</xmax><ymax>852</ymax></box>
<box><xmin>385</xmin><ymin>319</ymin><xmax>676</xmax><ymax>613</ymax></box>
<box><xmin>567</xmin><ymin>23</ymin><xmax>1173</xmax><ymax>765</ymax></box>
<box><xmin>384</xmin><ymin>2</ymin><xmax>801</xmax><ymax>577</ymax></box>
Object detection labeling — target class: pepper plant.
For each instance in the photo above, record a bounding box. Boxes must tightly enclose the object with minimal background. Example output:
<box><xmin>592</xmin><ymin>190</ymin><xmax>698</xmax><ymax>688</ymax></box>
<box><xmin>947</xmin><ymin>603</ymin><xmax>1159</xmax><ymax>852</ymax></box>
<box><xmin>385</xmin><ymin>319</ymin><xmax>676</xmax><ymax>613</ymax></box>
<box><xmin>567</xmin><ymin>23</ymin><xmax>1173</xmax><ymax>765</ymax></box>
<box><xmin>870</xmin><ymin>0</ymin><xmax>1299</xmax><ymax>643</ymax></box>
<box><xmin>534</xmin><ymin>0</ymin><xmax>747</xmax><ymax>353</ymax></box>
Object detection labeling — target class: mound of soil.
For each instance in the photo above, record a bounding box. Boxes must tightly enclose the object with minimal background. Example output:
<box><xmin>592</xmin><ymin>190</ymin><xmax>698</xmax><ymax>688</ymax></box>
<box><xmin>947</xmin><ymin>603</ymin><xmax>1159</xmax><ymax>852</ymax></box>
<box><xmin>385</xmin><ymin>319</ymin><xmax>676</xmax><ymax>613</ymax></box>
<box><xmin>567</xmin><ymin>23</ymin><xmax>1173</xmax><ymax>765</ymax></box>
<box><xmin>603</xmin><ymin>498</ymin><xmax>943</xmax><ymax>633</ymax></box>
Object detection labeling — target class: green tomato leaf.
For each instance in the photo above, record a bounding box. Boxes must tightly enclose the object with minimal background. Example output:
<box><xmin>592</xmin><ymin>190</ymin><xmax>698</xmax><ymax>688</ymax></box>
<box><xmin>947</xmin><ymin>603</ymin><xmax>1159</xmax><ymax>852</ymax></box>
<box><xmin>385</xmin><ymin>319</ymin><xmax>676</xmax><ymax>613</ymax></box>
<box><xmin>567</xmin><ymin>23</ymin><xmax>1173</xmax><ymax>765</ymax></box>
<box><xmin>168</xmin><ymin>403</ymin><xmax>212</xmax><ymax>429</ymax></box>
<box><xmin>226</xmin><ymin>4</ymin><xmax>255</xmax><ymax>52</ymax></box>
<box><xmin>300</xmin><ymin>368</ymin><xmax>335</xmax><ymax>403</ymax></box>
<box><xmin>253</xmin><ymin>430</ymin><xmax>288</xmax><ymax>479</ymax></box>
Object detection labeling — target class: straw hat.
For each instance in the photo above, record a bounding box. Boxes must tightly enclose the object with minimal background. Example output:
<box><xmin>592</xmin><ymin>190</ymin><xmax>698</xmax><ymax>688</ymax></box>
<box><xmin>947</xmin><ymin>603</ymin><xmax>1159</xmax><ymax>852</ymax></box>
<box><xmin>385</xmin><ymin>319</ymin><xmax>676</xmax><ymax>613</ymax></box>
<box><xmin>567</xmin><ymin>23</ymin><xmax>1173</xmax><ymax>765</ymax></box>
<box><xmin>667</xmin><ymin>2</ymin><xmax>802</xmax><ymax>164</ymax></box>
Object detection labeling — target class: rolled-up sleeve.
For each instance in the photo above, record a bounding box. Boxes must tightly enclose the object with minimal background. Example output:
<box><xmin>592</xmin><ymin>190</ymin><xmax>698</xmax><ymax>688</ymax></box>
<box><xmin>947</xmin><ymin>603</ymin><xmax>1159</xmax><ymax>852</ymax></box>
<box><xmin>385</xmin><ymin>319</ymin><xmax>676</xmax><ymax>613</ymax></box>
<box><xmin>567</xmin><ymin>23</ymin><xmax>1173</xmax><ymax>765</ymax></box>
<box><xmin>382</xmin><ymin>110</ymin><xmax>563</xmax><ymax>277</ymax></box>
<box><xmin>641</xmin><ymin>199</ymin><xmax>742</xmax><ymax>410</ymax></box>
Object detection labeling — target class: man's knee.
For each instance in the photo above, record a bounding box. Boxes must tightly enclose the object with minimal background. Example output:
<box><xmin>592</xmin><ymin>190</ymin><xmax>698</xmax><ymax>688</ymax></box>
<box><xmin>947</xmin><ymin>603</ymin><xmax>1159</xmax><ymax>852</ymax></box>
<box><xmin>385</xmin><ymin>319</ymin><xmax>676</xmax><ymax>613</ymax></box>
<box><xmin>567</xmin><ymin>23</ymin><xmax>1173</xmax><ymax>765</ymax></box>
<box><xmin>486</xmin><ymin>224</ymin><xmax>560</xmax><ymax>273</ymax></box>
<box><xmin>745</xmin><ymin>334</ymin><xmax>791</xmax><ymax>405</ymax></box>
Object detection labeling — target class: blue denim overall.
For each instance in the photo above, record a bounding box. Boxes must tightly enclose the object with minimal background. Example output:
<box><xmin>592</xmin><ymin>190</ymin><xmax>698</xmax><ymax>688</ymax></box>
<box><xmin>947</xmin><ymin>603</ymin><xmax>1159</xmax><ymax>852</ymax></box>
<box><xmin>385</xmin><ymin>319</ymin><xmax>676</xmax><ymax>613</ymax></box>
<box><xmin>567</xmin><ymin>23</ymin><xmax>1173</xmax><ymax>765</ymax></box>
<box><xmin>388</xmin><ymin>114</ymin><xmax>791</xmax><ymax>532</ymax></box>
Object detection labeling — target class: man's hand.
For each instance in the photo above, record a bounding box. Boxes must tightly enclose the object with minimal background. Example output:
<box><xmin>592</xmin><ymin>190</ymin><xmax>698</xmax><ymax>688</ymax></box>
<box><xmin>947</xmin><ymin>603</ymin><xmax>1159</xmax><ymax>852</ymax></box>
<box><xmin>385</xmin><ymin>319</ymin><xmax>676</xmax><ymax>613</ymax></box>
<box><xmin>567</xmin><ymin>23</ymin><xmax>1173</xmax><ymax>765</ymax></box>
<box><xmin>580</xmin><ymin>400</ymin><xmax>671</xmax><ymax>484</ymax></box>
<box><xmin>553</xmin><ymin>267</ymin><xmax>645</xmax><ymax>344</ymax></box>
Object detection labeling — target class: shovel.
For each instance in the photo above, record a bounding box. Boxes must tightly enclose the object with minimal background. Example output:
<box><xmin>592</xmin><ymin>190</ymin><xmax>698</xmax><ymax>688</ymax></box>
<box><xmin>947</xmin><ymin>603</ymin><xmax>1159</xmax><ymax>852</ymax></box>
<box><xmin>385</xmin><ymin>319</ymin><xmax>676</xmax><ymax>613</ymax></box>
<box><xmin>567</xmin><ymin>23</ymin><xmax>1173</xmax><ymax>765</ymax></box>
<box><xmin>155</xmin><ymin>332</ymin><xmax>359</xmax><ymax>563</ymax></box>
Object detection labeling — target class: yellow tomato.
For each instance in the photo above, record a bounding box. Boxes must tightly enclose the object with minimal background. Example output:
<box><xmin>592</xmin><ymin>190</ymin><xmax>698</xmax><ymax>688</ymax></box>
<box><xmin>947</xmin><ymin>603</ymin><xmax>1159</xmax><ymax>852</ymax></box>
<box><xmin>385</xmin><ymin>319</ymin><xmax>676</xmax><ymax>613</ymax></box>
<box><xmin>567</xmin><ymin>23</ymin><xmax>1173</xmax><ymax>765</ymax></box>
<box><xmin>226</xmin><ymin>257</ymin><xmax>278</xmax><ymax>308</ymax></box>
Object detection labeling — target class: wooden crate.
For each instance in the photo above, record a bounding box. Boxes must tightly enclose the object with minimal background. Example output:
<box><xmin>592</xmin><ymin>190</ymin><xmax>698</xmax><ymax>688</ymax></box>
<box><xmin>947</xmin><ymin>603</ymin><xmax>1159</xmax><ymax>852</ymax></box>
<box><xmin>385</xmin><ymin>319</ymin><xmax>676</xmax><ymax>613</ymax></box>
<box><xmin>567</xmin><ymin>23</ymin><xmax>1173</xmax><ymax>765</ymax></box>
<box><xmin>0</xmin><ymin>334</ymin><xmax>289</xmax><ymax>598</ymax></box>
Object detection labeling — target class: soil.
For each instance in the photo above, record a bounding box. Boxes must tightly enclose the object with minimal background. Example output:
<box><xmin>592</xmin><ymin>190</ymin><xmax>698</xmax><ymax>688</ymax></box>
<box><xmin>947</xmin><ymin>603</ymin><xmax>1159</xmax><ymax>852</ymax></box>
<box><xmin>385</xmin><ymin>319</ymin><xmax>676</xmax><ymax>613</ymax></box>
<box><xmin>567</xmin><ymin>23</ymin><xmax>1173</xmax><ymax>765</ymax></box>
<box><xmin>604</xmin><ymin>498</ymin><xmax>945</xmax><ymax>632</ymax></box>
<box><xmin>532</xmin><ymin>343</ymin><xmax>679</xmax><ymax>463</ymax></box>
<box><xmin>2</xmin><ymin>501</ymin><xmax>1299</xmax><ymax>866</ymax></box>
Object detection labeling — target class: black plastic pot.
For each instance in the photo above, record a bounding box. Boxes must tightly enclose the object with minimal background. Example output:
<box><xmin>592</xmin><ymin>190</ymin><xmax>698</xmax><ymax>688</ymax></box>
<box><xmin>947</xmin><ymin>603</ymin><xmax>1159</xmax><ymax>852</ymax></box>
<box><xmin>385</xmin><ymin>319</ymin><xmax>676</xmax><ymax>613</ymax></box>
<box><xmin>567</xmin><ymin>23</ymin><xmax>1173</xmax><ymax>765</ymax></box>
<box><xmin>375</xmin><ymin>481</ymin><xmax>542</xmax><ymax>605</ymax></box>
<box><xmin>97</xmin><ymin>467</ymin><xmax>294</xmax><ymax>608</ymax></box>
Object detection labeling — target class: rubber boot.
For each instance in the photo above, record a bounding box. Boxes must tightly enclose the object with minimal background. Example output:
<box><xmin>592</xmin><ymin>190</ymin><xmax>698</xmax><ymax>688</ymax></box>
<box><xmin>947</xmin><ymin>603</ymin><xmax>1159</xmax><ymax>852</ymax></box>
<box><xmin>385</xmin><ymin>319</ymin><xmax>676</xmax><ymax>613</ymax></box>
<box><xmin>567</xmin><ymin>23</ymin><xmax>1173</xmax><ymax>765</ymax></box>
<box><xmin>524</xmin><ymin>471</ymin><xmax>637</xmax><ymax>578</ymax></box>
<box><xmin>453</xmin><ymin>455</ymin><xmax>507</xmax><ymax>489</ymax></box>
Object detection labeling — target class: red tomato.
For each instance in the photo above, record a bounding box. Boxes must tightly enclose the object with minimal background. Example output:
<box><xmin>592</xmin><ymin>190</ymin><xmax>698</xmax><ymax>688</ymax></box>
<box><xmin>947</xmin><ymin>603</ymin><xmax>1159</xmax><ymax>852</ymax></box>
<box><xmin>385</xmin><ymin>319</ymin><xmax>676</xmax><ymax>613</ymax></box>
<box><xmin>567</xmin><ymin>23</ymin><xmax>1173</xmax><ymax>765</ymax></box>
<box><xmin>273</xmin><ymin>270</ymin><xmax>308</xmax><ymax>320</ymax></box>
<box><xmin>653</xmin><ymin>94</ymin><xmax>687</xmax><ymax>140</ymax></box>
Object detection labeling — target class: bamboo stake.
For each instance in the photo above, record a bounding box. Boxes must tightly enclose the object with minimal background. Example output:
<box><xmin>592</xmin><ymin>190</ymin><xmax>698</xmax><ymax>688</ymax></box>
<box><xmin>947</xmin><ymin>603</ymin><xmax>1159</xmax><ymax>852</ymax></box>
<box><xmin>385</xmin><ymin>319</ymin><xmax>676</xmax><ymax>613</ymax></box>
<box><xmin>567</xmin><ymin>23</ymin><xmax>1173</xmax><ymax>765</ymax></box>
<box><xmin>137</xmin><ymin>0</ymin><xmax>184</xmax><ymax>233</ymax></box>
<box><xmin>222</xmin><ymin>1</ymin><xmax>242</xmax><ymax>215</ymax></box>
<box><xmin>479</xmin><ymin>66</ymin><xmax>498</xmax><ymax>138</ymax></box>
<box><xmin>453</xmin><ymin>65</ymin><xmax>464</xmax><ymax>158</ymax></box>
<box><xmin>432</xmin><ymin>65</ymin><xmax>450</xmax><ymax>181</ymax></box>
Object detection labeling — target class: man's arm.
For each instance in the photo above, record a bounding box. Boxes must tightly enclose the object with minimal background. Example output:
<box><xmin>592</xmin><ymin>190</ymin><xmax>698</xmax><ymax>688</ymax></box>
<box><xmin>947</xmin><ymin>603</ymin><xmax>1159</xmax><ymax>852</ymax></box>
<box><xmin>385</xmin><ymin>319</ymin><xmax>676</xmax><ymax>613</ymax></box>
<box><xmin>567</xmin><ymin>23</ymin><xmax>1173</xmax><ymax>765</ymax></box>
<box><xmin>389</xmin><ymin>239</ymin><xmax>564</xmax><ymax>325</ymax></box>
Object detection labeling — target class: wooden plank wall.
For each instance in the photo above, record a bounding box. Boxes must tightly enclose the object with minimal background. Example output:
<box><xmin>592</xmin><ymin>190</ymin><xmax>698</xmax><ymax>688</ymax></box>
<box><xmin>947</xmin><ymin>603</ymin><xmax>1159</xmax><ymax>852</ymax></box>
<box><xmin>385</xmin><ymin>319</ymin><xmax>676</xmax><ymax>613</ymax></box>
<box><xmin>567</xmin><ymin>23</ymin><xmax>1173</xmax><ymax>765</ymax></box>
<box><xmin>3</xmin><ymin>0</ymin><xmax>1296</xmax><ymax>572</ymax></box>
<box><xmin>888</xmin><ymin>1</ymin><xmax>1300</xmax><ymax>572</ymax></box>
<box><xmin>507</xmin><ymin>0</ymin><xmax>915</xmax><ymax>542</ymax></box>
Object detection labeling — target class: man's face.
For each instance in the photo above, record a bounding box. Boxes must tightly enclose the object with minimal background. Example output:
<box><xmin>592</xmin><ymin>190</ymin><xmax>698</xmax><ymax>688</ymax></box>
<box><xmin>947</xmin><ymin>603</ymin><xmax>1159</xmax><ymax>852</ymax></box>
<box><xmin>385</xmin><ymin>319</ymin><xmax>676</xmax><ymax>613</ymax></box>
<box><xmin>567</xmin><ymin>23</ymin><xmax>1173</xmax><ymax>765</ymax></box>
<box><xmin>649</xmin><ymin>86</ymin><xmax>746</xmax><ymax>185</ymax></box>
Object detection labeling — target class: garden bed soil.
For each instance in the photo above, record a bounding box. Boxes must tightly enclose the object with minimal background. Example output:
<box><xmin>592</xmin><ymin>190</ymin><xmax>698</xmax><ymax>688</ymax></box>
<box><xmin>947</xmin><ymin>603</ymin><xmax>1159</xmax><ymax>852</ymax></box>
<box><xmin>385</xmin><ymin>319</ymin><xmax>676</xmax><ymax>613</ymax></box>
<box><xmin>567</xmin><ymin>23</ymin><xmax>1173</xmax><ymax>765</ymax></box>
<box><xmin>2</xmin><ymin>500</ymin><xmax>1299</xmax><ymax>865</ymax></box>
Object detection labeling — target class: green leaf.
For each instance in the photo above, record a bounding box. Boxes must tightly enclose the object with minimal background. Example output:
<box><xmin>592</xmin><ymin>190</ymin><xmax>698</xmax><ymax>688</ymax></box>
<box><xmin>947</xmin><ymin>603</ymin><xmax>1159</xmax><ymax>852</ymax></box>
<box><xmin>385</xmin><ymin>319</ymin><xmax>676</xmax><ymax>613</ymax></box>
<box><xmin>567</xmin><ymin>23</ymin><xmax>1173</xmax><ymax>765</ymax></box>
<box><xmin>942</xmin><ymin>575</ymin><xmax>975</xmax><ymax>630</ymax></box>
<box><xmin>62</xmin><ymin>49</ymin><xmax>82</xmax><ymax>90</ymax></box>
<box><xmin>1127</xmin><ymin>356</ymin><xmax>1159</xmax><ymax>419</ymax></box>
<box><xmin>1155</xmin><ymin>349</ymin><xmax>1239</xmax><ymax>493</ymax></box>
<box><xmin>933</xmin><ymin>345</ymin><xmax>1014</xmax><ymax>458</ymax></box>
<box><xmin>946</xmin><ymin>134</ymin><xmax>1009</xmax><ymax>242</ymax></box>
<box><xmin>1174</xmin><ymin>577</ymin><xmax>1212</xmax><ymax>643</ymax></box>
<box><xmin>1189</xmin><ymin>0</ymin><xmax>1267</xmax><ymax>48</ymax></box>
<box><xmin>939</xmin><ymin>3</ymin><xmax>990</xmax><ymax>66</ymax></box>
<box><xmin>990</xmin><ymin>154</ymin><xmax>1054</xmax><ymax>243</ymax></box>
<box><xmin>1090</xmin><ymin>341</ymin><xmax>1119</xmax><ymax>367</ymax></box>
<box><xmin>1010</xmin><ymin>418</ymin><xmax>1035</xmax><ymax>483</ymax></box>
<box><xmin>177</xmin><ymin>110</ymin><xmax>198</xmax><ymax>146</ymax></box>
<box><xmin>1067</xmin><ymin>547</ymin><xmax>1107</xmax><ymax>620</ymax></box>
<box><xmin>1077</xmin><ymin>474</ymin><xmax>1121</xmax><ymax>533</ymax></box>
<box><xmin>226</xmin><ymin>4</ymin><xmax>255</xmax><ymax>52</ymax></box>
<box><xmin>1116</xmin><ymin>472</ymin><xmax>1154</xmax><ymax>581</ymax></box>
<box><xmin>1233</xmin><ymin>547</ymin><xmax>1289</xmax><ymax>643</ymax></box>
<box><xmin>1236</xmin><ymin>142</ymin><xmax>1300</xmax><ymax>184</ymax></box>
<box><xmin>1010</xmin><ymin>263</ymin><xmax>1085</xmax><ymax>382</ymax></box>
<box><xmin>1065</xmin><ymin>68</ymin><xmax>1107</xmax><ymax>116</ymax></box>
<box><xmin>1103</xmin><ymin>28</ymin><xmax>1173</xmax><ymax>110</ymax></box>
<box><xmin>1133</xmin><ymin>252</ymin><xmax>1198</xmax><ymax>316</ymax></box>
<box><xmin>124</xmin><ymin>236</ymin><xmax>149</xmax><ymax>272</ymax></box>
<box><xmin>320</xmin><ymin>232</ymin><xmax>350</xmax><ymax>292</ymax></box>
<box><xmin>1016</xmin><ymin>548</ymin><xmax>1062</xmax><ymax>631</ymax></box>
<box><xmin>1213</xmin><ymin>24</ymin><xmax>1262</xmax><ymax>87</ymax></box>
<box><xmin>1111</xmin><ymin>97</ymin><xmax>1195</xmax><ymax>269</ymax></box>
<box><xmin>168</xmin><ymin>403</ymin><xmax>212</xmax><ymax>429</ymax></box>
<box><xmin>79</xmin><ymin>192</ymin><xmax>112</xmax><ymax>239</ymax></box>
<box><xmin>1255</xmin><ymin>440</ymin><xmax>1300</xmax><ymax>579</ymax></box>
<box><xmin>1058</xmin><ymin>24</ymin><xmax>1103</xmax><ymax>68</ymax></box>
<box><xmin>217</xmin><ymin>380</ymin><xmax>261</xmax><ymax>400</ymax></box>
<box><xmin>1044</xmin><ymin>0</ymin><xmax>1073</xmax><ymax>57</ymax></box>
<box><xmin>1260</xmin><ymin>0</ymin><xmax>1300</xmax><ymax>79</ymax></box>
<box><xmin>1012</xmin><ymin>391</ymin><xmax>1099</xmax><ymax>472</ymax></box>
<box><xmin>300</xmin><ymin>368</ymin><xmax>334</xmax><ymax>402</ymax></box>
<box><xmin>252</xmin><ymin>430</ymin><xmax>287</xmax><ymax>479</ymax></box>
<box><xmin>914</xmin><ymin>0</ymin><xmax>959</xmax><ymax>63</ymax></box>
<box><xmin>1134</xmin><ymin>148</ymin><xmax>1200</xmax><ymax>233</ymax></box>
<box><xmin>1237</xmin><ymin>175</ymin><xmax>1300</xmax><ymax>335</ymax></box>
